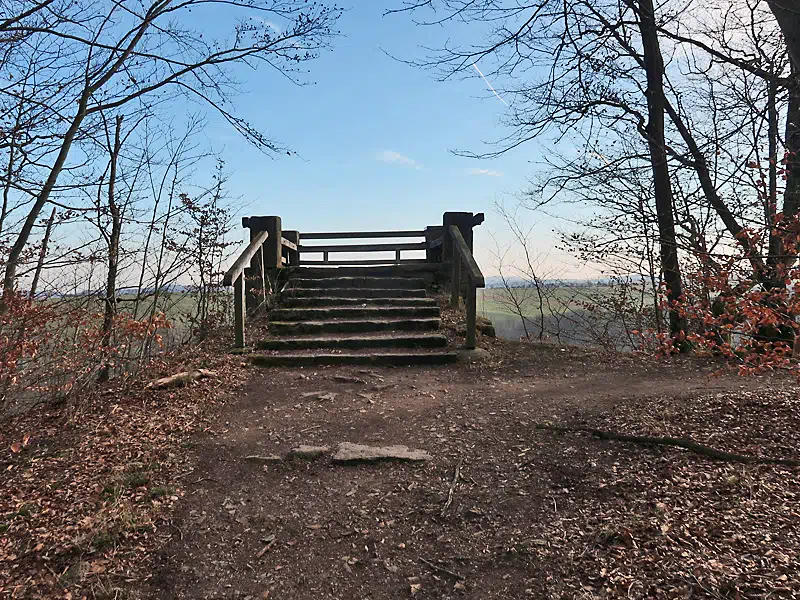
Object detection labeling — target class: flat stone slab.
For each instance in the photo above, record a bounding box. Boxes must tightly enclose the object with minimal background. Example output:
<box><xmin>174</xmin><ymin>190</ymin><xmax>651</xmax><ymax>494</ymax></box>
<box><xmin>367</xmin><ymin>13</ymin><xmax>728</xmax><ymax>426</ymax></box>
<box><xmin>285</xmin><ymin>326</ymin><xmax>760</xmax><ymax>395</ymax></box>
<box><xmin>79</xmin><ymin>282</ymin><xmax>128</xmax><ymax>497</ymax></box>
<box><xmin>333</xmin><ymin>375</ymin><xmax>367</xmax><ymax>385</ymax></box>
<box><xmin>288</xmin><ymin>445</ymin><xmax>330</xmax><ymax>460</ymax></box>
<box><xmin>332</xmin><ymin>442</ymin><xmax>431</xmax><ymax>463</ymax></box>
<box><xmin>300</xmin><ymin>391</ymin><xmax>338</xmax><ymax>401</ymax></box>
<box><xmin>244</xmin><ymin>454</ymin><xmax>282</xmax><ymax>464</ymax></box>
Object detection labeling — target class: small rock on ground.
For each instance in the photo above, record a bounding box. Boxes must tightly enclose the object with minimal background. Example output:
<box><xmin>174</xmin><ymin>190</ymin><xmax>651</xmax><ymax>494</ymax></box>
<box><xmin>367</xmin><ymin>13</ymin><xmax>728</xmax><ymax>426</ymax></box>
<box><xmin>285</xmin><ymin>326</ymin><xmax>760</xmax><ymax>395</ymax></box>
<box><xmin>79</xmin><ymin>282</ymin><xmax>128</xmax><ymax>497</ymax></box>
<box><xmin>332</xmin><ymin>442</ymin><xmax>431</xmax><ymax>463</ymax></box>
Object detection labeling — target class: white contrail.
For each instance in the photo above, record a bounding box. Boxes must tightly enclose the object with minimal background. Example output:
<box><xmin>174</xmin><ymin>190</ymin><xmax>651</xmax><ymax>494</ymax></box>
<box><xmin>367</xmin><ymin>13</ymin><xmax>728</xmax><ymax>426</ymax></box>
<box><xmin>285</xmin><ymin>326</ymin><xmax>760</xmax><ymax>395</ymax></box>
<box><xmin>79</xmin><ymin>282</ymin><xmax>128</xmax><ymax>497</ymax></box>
<box><xmin>472</xmin><ymin>63</ymin><xmax>508</xmax><ymax>106</ymax></box>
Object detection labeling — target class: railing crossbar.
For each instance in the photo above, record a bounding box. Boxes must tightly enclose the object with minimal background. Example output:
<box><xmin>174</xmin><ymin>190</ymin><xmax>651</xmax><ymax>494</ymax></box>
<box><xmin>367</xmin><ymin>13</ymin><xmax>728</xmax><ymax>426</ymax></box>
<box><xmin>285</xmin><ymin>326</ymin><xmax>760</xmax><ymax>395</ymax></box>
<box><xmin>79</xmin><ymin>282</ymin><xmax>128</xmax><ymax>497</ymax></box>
<box><xmin>299</xmin><ymin>242</ymin><xmax>426</xmax><ymax>253</ymax></box>
<box><xmin>301</xmin><ymin>230</ymin><xmax>425</xmax><ymax>240</ymax></box>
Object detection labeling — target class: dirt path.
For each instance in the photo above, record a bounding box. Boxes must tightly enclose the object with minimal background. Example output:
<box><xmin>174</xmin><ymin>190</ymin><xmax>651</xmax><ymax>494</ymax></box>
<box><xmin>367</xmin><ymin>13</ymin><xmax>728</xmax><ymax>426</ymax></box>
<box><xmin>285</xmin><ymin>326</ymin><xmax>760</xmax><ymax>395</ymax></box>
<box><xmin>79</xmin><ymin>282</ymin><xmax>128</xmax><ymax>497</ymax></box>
<box><xmin>146</xmin><ymin>344</ymin><xmax>800</xmax><ymax>599</ymax></box>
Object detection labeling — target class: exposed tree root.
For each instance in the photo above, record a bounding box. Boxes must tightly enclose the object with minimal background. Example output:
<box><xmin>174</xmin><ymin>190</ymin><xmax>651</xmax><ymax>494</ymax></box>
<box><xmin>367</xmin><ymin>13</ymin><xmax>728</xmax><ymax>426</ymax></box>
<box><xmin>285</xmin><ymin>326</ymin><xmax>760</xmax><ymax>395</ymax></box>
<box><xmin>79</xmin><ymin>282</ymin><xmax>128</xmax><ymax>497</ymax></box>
<box><xmin>147</xmin><ymin>369</ymin><xmax>217</xmax><ymax>390</ymax></box>
<box><xmin>441</xmin><ymin>458</ymin><xmax>463</xmax><ymax>517</ymax></box>
<box><xmin>535</xmin><ymin>423</ymin><xmax>800</xmax><ymax>467</ymax></box>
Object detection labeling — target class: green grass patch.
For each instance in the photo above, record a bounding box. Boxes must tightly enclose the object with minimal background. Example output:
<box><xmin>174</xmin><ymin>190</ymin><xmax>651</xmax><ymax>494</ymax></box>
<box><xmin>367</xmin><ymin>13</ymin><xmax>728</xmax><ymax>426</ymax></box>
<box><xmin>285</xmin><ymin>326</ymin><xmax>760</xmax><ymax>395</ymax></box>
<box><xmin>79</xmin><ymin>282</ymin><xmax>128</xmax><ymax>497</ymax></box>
<box><xmin>101</xmin><ymin>483</ymin><xmax>123</xmax><ymax>502</ymax></box>
<box><xmin>90</xmin><ymin>531</ymin><xmax>119</xmax><ymax>553</ymax></box>
<box><xmin>121</xmin><ymin>471</ymin><xmax>150</xmax><ymax>489</ymax></box>
<box><xmin>149</xmin><ymin>486</ymin><xmax>174</xmax><ymax>499</ymax></box>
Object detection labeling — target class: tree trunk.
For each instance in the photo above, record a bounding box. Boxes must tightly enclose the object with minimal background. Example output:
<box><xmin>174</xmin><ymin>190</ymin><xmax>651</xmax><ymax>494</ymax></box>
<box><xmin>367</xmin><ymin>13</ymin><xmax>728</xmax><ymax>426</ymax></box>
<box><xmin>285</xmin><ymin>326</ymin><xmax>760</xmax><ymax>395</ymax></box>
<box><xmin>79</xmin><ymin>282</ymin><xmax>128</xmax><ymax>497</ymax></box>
<box><xmin>781</xmin><ymin>71</ymin><xmax>800</xmax><ymax>263</ymax></box>
<box><xmin>784</xmin><ymin>85</ymin><xmax>800</xmax><ymax>215</ymax></box>
<box><xmin>636</xmin><ymin>0</ymin><xmax>686</xmax><ymax>340</ymax></box>
<box><xmin>0</xmin><ymin>97</ymin><xmax>88</xmax><ymax>306</ymax></box>
<box><xmin>770</xmin><ymin>1</ymin><xmax>800</xmax><ymax>68</ymax></box>
<box><xmin>769</xmin><ymin>2</ymin><xmax>800</xmax><ymax>276</ymax></box>
<box><xmin>767</xmin><ymin>76</ymin><xmax>782</xmax><ymax>272</ymax></box>
<box><xmin>28</xmin><ymin>207</ymin><xmax>57</xmax><ymax>298</ymax></box>
<box><xmin>99</xmin><ymin>115</ymin><xmax>123</xmax><ymax>382</ymax></box>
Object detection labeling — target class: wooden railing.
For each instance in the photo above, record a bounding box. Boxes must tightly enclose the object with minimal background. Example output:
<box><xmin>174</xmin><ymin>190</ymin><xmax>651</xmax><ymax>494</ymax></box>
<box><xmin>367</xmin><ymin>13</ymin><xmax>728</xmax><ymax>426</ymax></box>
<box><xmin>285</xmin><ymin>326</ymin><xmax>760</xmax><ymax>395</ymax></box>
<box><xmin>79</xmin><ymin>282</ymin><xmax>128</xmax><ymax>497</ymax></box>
<box><xmin>223</xmin><ymin>217</ymin><xmax>300</xmax><ymax>347</ymax></box>
<box><xmin>448</xmin><ymin>225</ymin><xmax>485</xmax><ymax>350</ymax></box>
<box><xmin>222</xmin><ymin>212</ymin><xmax>485</xmax><ymax>349</ymax></box>
<box><xmin>223</xmin><ymin>230</ymin><xmax>269</xmax><ymax>348</ymax></box>
<box><xmin>298</xmin><ymin>230</ymin><xmax>429</xmax><ymax>265</ymax></box>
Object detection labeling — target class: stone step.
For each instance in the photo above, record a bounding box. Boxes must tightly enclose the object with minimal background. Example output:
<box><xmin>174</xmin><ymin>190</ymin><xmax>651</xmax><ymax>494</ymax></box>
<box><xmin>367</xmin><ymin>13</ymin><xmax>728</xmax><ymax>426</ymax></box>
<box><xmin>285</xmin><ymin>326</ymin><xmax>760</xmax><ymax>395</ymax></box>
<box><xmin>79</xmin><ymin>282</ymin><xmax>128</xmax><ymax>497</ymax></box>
<box><xmin>270</xmin><ymin>306</ymin><xmax>440</xmax><ymax>321</ymax></box>
<box><xmin>281</xmin><ymin>296</ymin><xmax>437</xmax><ymax>308</ymax></box>
<box><xmin>255</xmin><ymin>333</ymin><xmax>449</xmax><ymax>351</ymax></box>
<box><xmin>292</xmin><ymin>265</ymin><xmax>444</xmax><ymax>279</ymax></box>
<box><xmin>283</xmin><ymin>288</ymin><xmax>428</xmax><ymax>299</ymax></box>
<box><xmin>290</xmin><ymin>277</ymin><xmax>426</xmax><ymax>290</ymax></box>
<box><xmin>269</xmin><ymin>317</ymin><xmax>441</xmax><ymax>336</ymax></box>
<box><xmin>250</xmin><ymin>351</ymin><xmax>458</xmax><ymax>367</ymax></box>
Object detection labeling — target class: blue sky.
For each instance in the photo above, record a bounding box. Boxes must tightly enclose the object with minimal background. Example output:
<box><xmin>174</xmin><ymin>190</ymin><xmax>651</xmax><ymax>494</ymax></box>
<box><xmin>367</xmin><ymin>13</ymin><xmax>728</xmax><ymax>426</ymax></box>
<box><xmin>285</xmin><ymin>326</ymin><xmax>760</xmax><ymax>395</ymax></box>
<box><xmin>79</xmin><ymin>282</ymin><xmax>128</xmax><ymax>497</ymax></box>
<box><xmin>200</xmin><ymin>2</ymin><xmax>590</xmax><ymax>276</ymax></box>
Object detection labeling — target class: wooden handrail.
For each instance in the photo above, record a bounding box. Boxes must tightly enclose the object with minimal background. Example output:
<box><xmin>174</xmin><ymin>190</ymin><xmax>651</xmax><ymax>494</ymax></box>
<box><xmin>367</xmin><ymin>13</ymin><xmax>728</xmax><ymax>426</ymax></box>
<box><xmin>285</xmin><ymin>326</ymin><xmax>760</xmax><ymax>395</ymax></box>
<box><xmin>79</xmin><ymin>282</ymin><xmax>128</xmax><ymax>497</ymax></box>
<box><xmin>223</xmin><ymin>230</ymin><xmax>269</xmax><ymax>287</ymax></box>
<box><xmin>300</xmin><ymin>230</ymin><xmax>425</xmax><ymax>240</ymax></box>
<box><xmin>449</xmin><ymin>226</ymin><xmax>484</xmax><ymax>287</ymax></box>
<box><xmin>280</xmin><ymin>237</ymin><xmax>298</xmax><ymax>252</ymax></box>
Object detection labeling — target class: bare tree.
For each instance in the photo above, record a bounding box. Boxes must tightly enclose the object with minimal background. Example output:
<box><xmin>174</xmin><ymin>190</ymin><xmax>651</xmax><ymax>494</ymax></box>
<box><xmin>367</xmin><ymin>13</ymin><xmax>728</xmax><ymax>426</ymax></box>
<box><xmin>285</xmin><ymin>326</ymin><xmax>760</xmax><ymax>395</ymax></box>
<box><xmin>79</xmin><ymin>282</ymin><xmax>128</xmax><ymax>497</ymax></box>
<box><xmin>391</xmin><ymin>0</ymin><xmax>800</xmax><ymax>342</ymax></box>
<box><xmin>389</xmin><ymin>0</ymin><xmax>691</xmax><ymax>335</ymax></box>
<box><xmin>98</xmin><ymin>114</ymin><xmax>124</xmax><ymax>381</ymax></box>
<box><xmin>0</xmin><ymin>0</ymin><xmax>341</xmax><ymax>303</ymax></box>
<box><xmin>635</xmin><ymin>0</ymin><xmax>686</xmax><ymax>337</ymax></box>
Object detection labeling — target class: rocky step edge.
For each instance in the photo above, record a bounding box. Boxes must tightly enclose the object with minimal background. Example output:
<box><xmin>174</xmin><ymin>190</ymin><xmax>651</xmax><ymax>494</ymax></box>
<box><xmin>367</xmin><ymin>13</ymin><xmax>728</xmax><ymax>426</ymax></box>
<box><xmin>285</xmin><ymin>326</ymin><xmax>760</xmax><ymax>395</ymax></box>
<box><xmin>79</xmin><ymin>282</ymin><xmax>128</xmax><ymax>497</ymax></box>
<box><xmin>249</xmin><ymin>350</ymin><xmax>458</xmax><ymax>367</ymax></box>
<box><xmin>289</xmin><ymin>277</ymin><xmax>426</xmax><ymax>290</ymax></box>
<box><xmin>269</xmin><ymin>306</ymin><xmax>440</xmax><ymax>321</ymax></box>
<box><xmin>255</xmin><ymin>332</ymin><xmax>449</xmax><ymax>351</ymax></box>
<box><xmin>269</xmin><ymin>318</ymin><xmax>441</xmax><ymax>336</ymax></box>
<box><xmin>281</xmin><ymin>296</ymin><xmax>437</xmax><ymax>308</ymax></box>
<box><xmin>282</xmin><ymin>287</ymin><xmax>428</xmax><ymax>299</ymax></box>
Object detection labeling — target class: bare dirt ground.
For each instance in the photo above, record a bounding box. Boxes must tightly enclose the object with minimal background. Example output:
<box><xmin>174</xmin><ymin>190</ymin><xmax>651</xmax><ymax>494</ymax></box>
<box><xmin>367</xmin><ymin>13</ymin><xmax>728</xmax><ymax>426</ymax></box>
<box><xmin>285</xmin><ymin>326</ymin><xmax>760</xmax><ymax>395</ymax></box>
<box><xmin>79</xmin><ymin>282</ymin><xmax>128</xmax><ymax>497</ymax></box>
<box><xmin>141</xmin><ymin>342</ymin><xmax>800</xmax><ymax>600</ymax></box>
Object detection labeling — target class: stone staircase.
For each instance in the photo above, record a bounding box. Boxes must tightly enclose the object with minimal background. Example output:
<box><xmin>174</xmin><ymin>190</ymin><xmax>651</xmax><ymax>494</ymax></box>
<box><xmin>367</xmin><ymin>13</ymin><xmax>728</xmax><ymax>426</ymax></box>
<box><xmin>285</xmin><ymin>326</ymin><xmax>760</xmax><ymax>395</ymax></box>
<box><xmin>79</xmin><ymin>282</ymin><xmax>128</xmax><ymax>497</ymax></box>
<box><xmin>249</xmin><ymin>267</ymin><xmax>457</xmax><ymax>366</ymax></box>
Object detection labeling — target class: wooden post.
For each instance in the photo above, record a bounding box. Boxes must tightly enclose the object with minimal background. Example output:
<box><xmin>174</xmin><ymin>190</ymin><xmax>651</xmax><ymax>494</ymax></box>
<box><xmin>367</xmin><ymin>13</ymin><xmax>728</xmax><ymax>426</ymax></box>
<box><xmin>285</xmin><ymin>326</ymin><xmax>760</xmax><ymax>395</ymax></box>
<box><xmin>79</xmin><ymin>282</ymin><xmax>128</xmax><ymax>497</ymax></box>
<box><xmin>443</xmin><ymin>212</ymin><xmax>474</xmax><ymax>262</ymax></box>
<box><xmin>234</xmin><ymin>273</ymin><xmax>245</xmax><ymax>348</ymax></box>
<box><xmin>249</xmin><ymin>245</ymin><xmax>267</xmax><ymax>312</ymax></box>
<box><xmin>450</xmin><ymin>256</ymin><xmax>461</xmax><ymax>308</ymax></box>
<box><xmin>284</xmin><ymin>230</ymin><xmax>300</xmax><ymax>266</ymax></box>
<box><xmin>262</xmin><ymin>216</ymin><xmax>282</xmax><ymax>269</ymax></box>
<box><xmin>323</xmin><ymin>251</ymin><xmax>329</xmax><ymax>264</ymax></box>
<box><xmin>425</xmin><ymin>225</ymin><xmax>444</xmax><ymax>263</ymax></box>
<box><xmin>465</xmin><ymin>283</ymin><xmax>477</xmax><ymax>350</ymax></box>
<box><xmin>257</xmin><ymin>245</ymin><xmax>266</xmax><ymax>304</ymax></box>
<box><xmin>242</xmin><ymin>218</ymin><xmax>266</xmax><ymax>311</ymax></box>
<box><xmin>395</xmin><ymin>249</ymin><xmax>401</xmax><ymax>263</ymax></box>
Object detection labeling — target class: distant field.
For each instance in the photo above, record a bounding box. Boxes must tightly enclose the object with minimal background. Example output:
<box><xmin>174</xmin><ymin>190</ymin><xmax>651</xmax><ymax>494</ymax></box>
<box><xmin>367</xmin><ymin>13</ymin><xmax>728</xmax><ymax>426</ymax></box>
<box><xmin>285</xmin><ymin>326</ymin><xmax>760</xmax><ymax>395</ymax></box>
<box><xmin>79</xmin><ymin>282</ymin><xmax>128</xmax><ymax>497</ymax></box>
<box><xmin>51</xmin><ymin>291</ymin><xmax>228</xmax><ymax>346</ymax></box>
<box><xmin>477</xmin><ymin>286</ymin><xmax>652</xmax><ymax>346</ymax></box>
<box><xmin>477</xmin><ymin>285</ymin><xmax>612</xmax><ymax>317</ymax></box>
<box><xmin>479</xmin><ymin>287</ymin><xmax>579</xmax><ymax>317</ymax></box>
<box><xmin>477</xmin><ymin>287</ymin><xmax>587</xmax><ymax>341</ymax></box>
